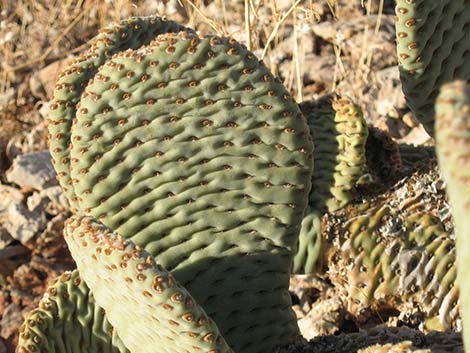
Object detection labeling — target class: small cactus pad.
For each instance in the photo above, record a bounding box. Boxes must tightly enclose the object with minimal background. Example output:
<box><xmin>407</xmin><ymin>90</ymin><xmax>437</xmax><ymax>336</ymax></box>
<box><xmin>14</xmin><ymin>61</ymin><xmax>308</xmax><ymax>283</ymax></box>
<box><xmin>293</xmin><ymin>209</ymin><xmax>323</xmax><ymax>274</ymax></box>
<box><xmin>48</xmin><ymin>16</ymin><xmax>188</xmax><ymax>211</ymax></box>
<box><xmin>50</xmin><ymin>26</ymin><xmax>312</xmax><ymax>353</ymax></box>
<box><xmin>326</xmin><ymin>164</ymin><xmax>459</xmax><ymax>330</ymax></box>
<box><xmin>395</xmin><ymin>0</ymin><xmax>470</xmax><ymax>136</ymax></box>
<box><xmin>65</xmin><ymin>215</ymin><xmax>232</xmax><ymax>353</ymax></box>
<box><xmin>435</xmin><ymin>81</ymin><xmax>470</xmax><ymax>348</ymax></box>
<box><xmin>300</xmin><ymin>96</ymin><xmax>368</xmax><ymax>213</ymax></box>
<box><xmin>293</xmin><ymin>96</ymin><xmax>368</xmax><ymax>274</ymax></box>
<box><xmin>17</xmin><ymin>270</ymin><xmax>130</xmax><ymax>353</ymax></box>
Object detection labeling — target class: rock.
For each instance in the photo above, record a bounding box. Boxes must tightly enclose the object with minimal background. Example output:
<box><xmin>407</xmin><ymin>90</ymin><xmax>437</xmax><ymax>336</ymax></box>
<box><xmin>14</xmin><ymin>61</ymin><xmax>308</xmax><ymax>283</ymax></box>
<box><xmin>374</xmin><ymin>66</ymin><xmax>407</xmax><ymax>119</ymax></box>
<box><xmin>3</xmin><ymin>202</ymin><xmax>46</xmax><ymax>245</ymax></box>
<box><xmin>28</xmin><ymin>74</ymin><xmax>46</xmax><ymax>100</ymax></box>
<box><xmin>398</xmin><ymin>125</ymin><xmax>432</xmax><ymax>146</ymax></box>
<box><xmin>29</xmin><ymin>59</ymin><xmax>69</xmax><ymax>100</ymax></box>
<box><xmin>0</xmin><ymin>303</ymin><xmax>23</xmax><ymax>339</ymax></box>
<box><xmin>34</xmin><ymin>213</ymin><xmax>70</xmax><ymax>260</ymax></box>
<box><xmin>0</xmin><ymin>227</ymin><xmax>13</xmax><ymax>249</ymax></box>
<box><xmin>0</xmin><ymin>184</ymin><xmax>23</xmax><ymax>214</ymax></box>
<box><xmin>26</xmin><ymin>191</ymin><xmax>47</xmax><ymax>212</ymax></box>
<box><xmin>298</xmin><ymin>298</ymin><xmax>343</xmax><ymax>339</ymax></box>
<box><xmin>402</xmin><ymin>112</ymin><xmax>419</xmax><ymax>129</ymax></box>
<box><xmin>25</xmin><ymin>121</ymin><xmax>48</xmax><ymax>152</ymax></box>
<box><xmin>41</xmin><ymin>186</ymin><xmax>69</xmax><ymax>214</ymax></box>
<box><xmin>26</xmin><ymin>186</ymin><xmax>68</xmax><ymax>216</ymax></box>
<box><xmin>6</xmin><ymin>151</ymin><xmax>57</xmax><ymax>190</ymax></box>
<box><xmin>38</xmin><ymin>102</ymin><xmax>50</xmax><ymax>120</ymax></box>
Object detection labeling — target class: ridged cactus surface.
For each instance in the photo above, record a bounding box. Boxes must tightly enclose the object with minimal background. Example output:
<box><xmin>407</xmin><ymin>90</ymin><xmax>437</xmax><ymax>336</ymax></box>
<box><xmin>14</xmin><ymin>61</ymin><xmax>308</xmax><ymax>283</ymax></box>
<box><xmin>45</xmin><ymin>15</ymin><xmax>313</xmax><ymax>353</ymax></box>
<box><xmin>294</xmin><ymin>96</ymin><xmax>368</xmax><ymax>274</ymax></box>
<box><xmin>48</xmin><ymin>16</ymin><xmax>189</xmax><ymax>212</ymax></box>
<box><xmin>17</xmin><ymin>270</ymin><xmax>129</xmax><ymax>353</ymax></box>
<box><xmin>395</xmin><ymin>0</ymin><xmax>470</xmax><ymax>136</ymax></box>
<box><xmin>300</xmin><ymin>96</ymin><xmax>368</xmax><ymax>213</ymax></box>
<box><xmin>435</xmin><ymin>81</ymin><xmax>470</xmax><ymax>350</ymax></box>
<box><xmin>326</xmin><ymin>164</ymin><xmax>458</xmax><ymax>331</ymax></box>
<box><xmin>65</xmin><ymin>216</ymin><xmax>232</xmax><ymax>353</ymax></box>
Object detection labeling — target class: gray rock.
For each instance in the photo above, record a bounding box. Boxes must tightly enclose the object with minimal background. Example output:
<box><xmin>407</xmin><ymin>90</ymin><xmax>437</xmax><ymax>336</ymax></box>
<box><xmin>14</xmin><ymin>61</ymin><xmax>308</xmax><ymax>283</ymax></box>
<box><xmin>374</xmin><ymin>66</ymin><xmax>407</xmax><ymax>119</ymax></box>
<box><xmin>0</xmin><ymin>303</ymin><xmax>23</xmax><ymax>339</ymax></box>
<box><xmin>4</xmin><ymin>202</ymin><xmax>46</xmax><ymax>244</ymax></box>
<box><xmin>6</xmin><ymin>151</ymin><xmax>57</xmax><ymax>190</ymax></box>
<box><xmin>0</xmin><ymin>184</ymin><xmax>23</xmax><ymax>214</ymax></box>
<box><xmin>26</xmin><ymin>191</ymin><xmax>46</xmax><ymax>212</ymax></box>
<box><xmin>41</xmin><ymin>185</ymin><xmax>69</xmax><ymax>213</ymax></box>
<box><xmin>26</xmin><ymin>185</ymin><xmax>69</xmax><ymax>216</ymax></box>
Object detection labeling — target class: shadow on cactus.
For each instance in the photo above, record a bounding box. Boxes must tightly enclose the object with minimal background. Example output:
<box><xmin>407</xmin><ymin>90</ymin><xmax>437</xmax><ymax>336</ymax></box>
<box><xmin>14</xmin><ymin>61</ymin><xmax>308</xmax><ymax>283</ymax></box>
<box><xmin>395</xmin><ymin>0</ymin><xmax>470</xmax><ymax>136</ymax></box>
<box><xmin>19</xmin><ymin>15</ymin><xmax>314</xmax><ymax>353</ymax></box>
<box><xmin>294</xmin><ymin>96</ymin><xmax>368</xmax><ymax>274</ymax></box>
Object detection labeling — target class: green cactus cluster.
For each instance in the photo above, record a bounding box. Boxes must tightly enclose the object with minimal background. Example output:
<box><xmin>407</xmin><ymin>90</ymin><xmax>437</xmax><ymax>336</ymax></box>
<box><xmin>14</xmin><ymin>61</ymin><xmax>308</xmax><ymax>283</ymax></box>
<box><xmin>48</xmin><ymin>16</ymin><xmax>190</xmax><ymax>213</ymax></box>
<box><xmin>16</xmin><ymin>5</ymin><xmax>470</xmax><ymax>353</ymax></box>
<box><xmin>17</xmin><ymin>270</ymin><xmax>129</xmax><ymax>353</ymax></box>
<box><xmin>435</xmin><ymin>81</ymin><xmax>470</xmax><ymax>351</ymax></box>
<box><xmin>300</xmin><ymin>96</ymin><xmax>369</xmax><ymax>214</ymax></box>
<box><xmin>64</xmin><ymin>215</ymin><xmax>232</xmax><ymax>353</ymax></box>
<box><xmin>395</xmin><ymin>0</ymin><xmax>470</xmax><ymax>136</ymax></box>
<box><xmin>26</xmin><ymin>14</ymin><xmax>314</xmax><ymax>353</ymax></box>
<box><xmin>294</xmin><ymin>96</ymin><xmax>369</xmax><ymax>274</ymax></box>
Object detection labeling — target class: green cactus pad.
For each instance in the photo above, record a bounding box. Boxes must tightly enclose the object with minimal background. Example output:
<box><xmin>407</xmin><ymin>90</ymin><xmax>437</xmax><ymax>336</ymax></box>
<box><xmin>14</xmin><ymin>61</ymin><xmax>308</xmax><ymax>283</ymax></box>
<box><xmin>48</xmin><ymin>16</ymin><xmax>189</xmax><ymax>212</ymax></box>
<box><xmin>65</xmin><ymin>215</ymin><xmax>232</xmax><ymax>353</ymax></box>
<box><xmin>293</xmin><ymin>209</ymin><xmax>323</xmax><ymax>275</ymax></box>
<box><xmin>435</xmin><ymin>81</ymin><xmax>470</xmax><ymax>348</ymax></box>
<box><xmin>50</xmin><ymin>28</ymin><xmax>312</xmax><ymax>353</ymax></box>
<box><xmin>17</xmin><ymin>270</ymin><xmax>130</xmax><ymax>353</ymax></box>
<box><xmin>395</xmin><ymin>0</ymin><xmax>470</xmax><ymax>136</ymax></box>
<box><xmin>300</xmin><ymin>96</ymin><xmax>368</xmax><ymax>213</ymax></box>
<box><xmin>326</xmin><ymin>163</ymin><xmax>459</xmax><ymax>330</ymax></box>
<box><xmin>293</xmin><ymin>96</ymin><xmax>368</xmax><ymax>274</ymax></box>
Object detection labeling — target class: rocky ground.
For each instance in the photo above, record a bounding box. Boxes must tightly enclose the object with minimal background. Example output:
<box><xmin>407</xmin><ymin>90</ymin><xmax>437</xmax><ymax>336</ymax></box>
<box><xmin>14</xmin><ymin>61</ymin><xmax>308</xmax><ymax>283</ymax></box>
<box><xmin>0</xmin><ymin>1</ymin><xmax>455</xmax><ymax>352</ymax></box>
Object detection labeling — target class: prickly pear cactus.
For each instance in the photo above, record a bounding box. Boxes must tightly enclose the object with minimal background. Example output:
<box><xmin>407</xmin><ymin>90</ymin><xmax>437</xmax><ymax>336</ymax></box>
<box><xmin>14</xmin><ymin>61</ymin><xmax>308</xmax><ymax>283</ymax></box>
<box><xmin>45</xmin><ymin>15</ymin><xmax>313</xmax><ymax>353</ymax></box>
<box><xmin>301</xmin><ymin>96</ymin><xmax>368</xmax><ymax>213</ymax></box>
<box><xmin>294</xmin><ymin>96</ymin><xmax>368</xmax><ymax>274</ymax></box>
<box><xmin>326</xmin><ymin>163</ymin><xmax>459</xmax><ymax>331</ymax></box>
<box><xmin>65</xmin><ymin>216</ymin><xmax>231</xmax><ymax>353</ymax></box>
<box><xmin>395</xmin><ymin>0</ymin><xmax>470</xmax><ymax>136</ymax></box>
<box><xmin>48</xmin><ymin>16</ymin><xmax>190</xmax><ymax>212</ymax></box>
<box><xmin>17</xmin><ymin>270</ymin><xmax>130</xmax><ymax>353</ymax></box>
<box><xmin>435</xmin><ymin>81</ymin><xmax>470</xmax><ymax>350</ymax></box>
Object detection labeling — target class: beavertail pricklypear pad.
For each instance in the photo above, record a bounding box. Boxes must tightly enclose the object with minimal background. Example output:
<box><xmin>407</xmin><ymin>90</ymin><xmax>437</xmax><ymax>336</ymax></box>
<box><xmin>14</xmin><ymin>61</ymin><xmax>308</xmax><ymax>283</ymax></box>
<box><xmin>435</xmin><ymin>81</ymin><xmax>470</xmax><ymax>351</ymax></box>
<box><xmin>395</xmin><ymin>0</ymin><xmax>470</xmax><ymax>136</ymax></box>
<box><xmin>47</xmin><ymin>16</ymin><xmax>313</xmax><ymax>353</ymax></box>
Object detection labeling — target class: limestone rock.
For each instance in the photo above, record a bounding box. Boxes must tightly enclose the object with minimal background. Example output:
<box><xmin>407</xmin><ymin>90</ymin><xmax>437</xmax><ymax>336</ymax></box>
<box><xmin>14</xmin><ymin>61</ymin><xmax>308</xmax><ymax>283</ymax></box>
<box><xmin>6</xmin><ymin>151</ymin><xmax>57</xmax><ymax>190</ymax></box>
<box><xmin>0</xmin><ymin>303</ymin><xmax>23</xmax><ymax>339</ymax></box>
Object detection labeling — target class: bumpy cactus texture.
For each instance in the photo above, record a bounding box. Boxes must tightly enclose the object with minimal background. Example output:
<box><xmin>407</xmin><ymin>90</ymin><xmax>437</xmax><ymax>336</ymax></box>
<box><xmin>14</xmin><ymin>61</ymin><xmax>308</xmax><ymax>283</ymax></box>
<box><xmin>45</xmin><ymin>15</ymin><xmax>313</xmax><ymax>353</ymax></box>
<box><xmin>17</xmin><ymin>270</ymin><xmax>129</xmax><ymax>353</ymax></box>
<box><xmin>301</xmin><ymin>96</ymin><xmax>368</xmax><ymax>213</ymax></box>
<box><xmin>48</xmin><ymin>16</ymin><xmax>189</xmax><ymax>212</ymax></box>
<box><xmin>65</xmin><ymin>216</ymin><xmax>231</xmax><ymax>353</ymax></box>
<box><xmin>435</xmin><ymin>81</ymin><xmax>470</xmax><ymax>350</ymax></box>
<box><xmin>326</xmin><ymin>163</ymin><xmax>459</xmax><ymax>331</ymax></box>
<box><xmin>395</xmin><ymin>0</ymin><xmax>470</xmax><ymax>136</ymax></box>
<box><xmin>294</xmin><ymin>96</ymin><xmax>368</xmax><ymax>274</ymax></box>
